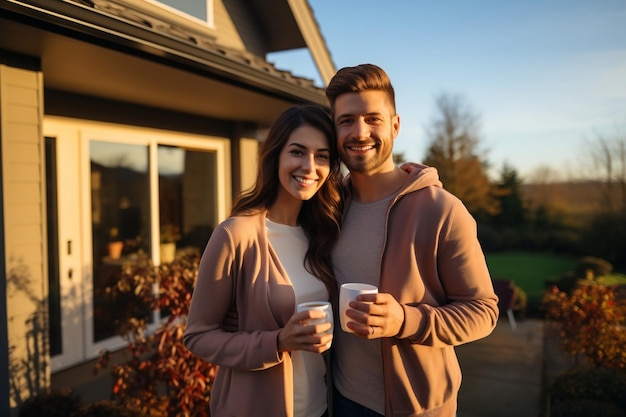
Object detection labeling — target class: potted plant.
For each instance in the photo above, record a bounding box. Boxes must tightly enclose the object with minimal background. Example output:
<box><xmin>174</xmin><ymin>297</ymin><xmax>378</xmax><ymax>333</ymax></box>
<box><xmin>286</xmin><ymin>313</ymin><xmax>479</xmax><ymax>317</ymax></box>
<box><xmin>108</xmin><ymin>227</ymin><xmax>124</xmax><ymax>260</ymax></box>
<box><xmin>159</xmin><ymin>224</ymin><xmax>180</xmax><ymax>263</ymax></box>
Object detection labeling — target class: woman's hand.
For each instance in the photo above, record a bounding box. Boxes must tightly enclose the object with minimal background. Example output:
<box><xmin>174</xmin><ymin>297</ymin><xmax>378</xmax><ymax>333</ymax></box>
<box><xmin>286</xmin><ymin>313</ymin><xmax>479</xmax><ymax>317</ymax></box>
<box><xmin>277</xmin><ymin>310</ymin><xmax>333</xmax><ymax>353</ymax></box>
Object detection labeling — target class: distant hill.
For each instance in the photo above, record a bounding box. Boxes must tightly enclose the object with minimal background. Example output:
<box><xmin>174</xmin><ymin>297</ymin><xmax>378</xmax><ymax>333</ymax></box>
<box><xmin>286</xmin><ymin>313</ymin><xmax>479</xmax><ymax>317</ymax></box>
<box><xmin>520</xmin><ymin>181</ymin><xmax>616</xmax><ymax>227</ymax></box>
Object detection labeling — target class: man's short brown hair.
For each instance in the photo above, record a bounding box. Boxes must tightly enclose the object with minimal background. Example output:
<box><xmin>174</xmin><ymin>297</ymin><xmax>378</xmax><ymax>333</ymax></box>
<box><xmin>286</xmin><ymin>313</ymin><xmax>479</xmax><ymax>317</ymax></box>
<box><xmin>325</xmin><ymin>63</ymin><xmax>396</xmax><ymax>115</ymax></box>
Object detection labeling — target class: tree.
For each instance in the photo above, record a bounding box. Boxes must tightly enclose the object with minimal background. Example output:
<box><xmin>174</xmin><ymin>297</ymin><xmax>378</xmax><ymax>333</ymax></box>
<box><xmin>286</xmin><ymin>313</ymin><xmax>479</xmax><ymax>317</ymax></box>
<box><xmin>423</xmin><ymin>93</ymin><xmax>499</xmax><ymax>216</ymax></box>
<box><xmin>580</xmin><ymin>124</ymin><xmax>626</xmax><ymax>268</ymax></box>
<box><xmin>491</xmin><ymin>163</ymin><xmax>526</xmax><ymax>227</ymax></box>
<box><xmin>392</xmin><ymin>151</ymin><xmax>406</xmax><ymax>165</ymax></box>
<box><xmin>586</xmin><ymin>125</ymin><xmax>626</xmax><ymax>215</ymax></box>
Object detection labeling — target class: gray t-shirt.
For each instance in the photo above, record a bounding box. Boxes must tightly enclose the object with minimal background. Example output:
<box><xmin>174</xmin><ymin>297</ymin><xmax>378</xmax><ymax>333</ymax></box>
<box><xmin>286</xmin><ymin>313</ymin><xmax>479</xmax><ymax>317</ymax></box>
<box><xmin>332</xmin><ymin>192</ymin><xmax>396</xmax><ymax>415</ymax></box>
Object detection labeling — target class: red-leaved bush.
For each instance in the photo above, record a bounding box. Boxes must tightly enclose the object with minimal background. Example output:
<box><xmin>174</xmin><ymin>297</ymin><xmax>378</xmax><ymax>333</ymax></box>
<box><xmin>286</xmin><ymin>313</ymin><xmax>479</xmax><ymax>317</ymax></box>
<box><xmin>95</xmin><ymin>249</ymin><xmax>216</xmax><ymax>417</ymax></box>
<box><xmin>542</xmin><ymin>282</ymin><xmax>626</xmax><ymax>370</ymax></box>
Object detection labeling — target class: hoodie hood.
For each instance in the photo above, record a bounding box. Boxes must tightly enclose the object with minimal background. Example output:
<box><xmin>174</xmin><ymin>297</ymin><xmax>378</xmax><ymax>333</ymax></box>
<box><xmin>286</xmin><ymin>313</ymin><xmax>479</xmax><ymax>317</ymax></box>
<box><xmin>397</xmin><ymin>162</ymin><xmax>443</xmax><ymax>195</ymax></box>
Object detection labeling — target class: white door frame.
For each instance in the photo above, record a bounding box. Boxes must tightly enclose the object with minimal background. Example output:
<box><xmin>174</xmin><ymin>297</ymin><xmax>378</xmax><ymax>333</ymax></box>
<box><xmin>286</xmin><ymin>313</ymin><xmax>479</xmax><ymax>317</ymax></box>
<box><xmin>47</xmin><ymin>122</ymin><xmax>86</xmax><ymax>371</ymax></box>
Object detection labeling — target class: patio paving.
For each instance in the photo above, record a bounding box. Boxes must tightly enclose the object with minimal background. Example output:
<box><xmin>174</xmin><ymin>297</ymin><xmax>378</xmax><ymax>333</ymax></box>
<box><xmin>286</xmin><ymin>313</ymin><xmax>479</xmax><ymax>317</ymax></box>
<box><xmin>456</xmin><ymin>318</ymin><xmax>545</xmax><ymax>417</ymax></box>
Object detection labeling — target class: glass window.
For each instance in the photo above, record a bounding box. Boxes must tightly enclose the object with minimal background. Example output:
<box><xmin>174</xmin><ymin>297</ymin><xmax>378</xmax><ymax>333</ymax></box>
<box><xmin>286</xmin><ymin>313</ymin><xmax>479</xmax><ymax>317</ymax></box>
<box><xmin>89</xmin><ymin>141</ymin><xmax>219</xmax><ymax>342</ymax></box>
<box><xmin>90</xmin><ymin>141</ymin><xmax>152</xmax><ymax>342</ymax></box>
<box><xmin>158</xmin><ymin>145</ymin><xmax>217</xmax><ymax>262</ymax></box>
<box><xmin>156</xmin><ymin>0</ymin><xmax>209</xmax><ymax>22</ymax></box>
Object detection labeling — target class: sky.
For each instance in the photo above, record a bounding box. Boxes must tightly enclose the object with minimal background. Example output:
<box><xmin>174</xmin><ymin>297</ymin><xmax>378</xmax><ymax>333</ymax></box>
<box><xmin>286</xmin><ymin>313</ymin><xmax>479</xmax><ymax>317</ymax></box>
<box><xmin>268</xmin><ymin>0</ymin><xmax>626</xmax><ymax>180</ymax></box>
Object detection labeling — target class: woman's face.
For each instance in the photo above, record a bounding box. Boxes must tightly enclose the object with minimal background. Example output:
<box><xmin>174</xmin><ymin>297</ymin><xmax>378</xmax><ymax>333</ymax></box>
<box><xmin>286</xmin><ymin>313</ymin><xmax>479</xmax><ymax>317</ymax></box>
<box><xmin>276</xmin><ymin>124</ymin><xmax>331</xmax><ymax>203</ymax></box>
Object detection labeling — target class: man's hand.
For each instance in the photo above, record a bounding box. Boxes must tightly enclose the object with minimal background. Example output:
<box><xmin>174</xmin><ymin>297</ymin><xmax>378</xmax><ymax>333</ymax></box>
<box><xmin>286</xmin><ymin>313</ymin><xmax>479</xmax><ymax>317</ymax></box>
<box><xmin>345</xmin><ymin>293</ymin><xmax>405</xmax><ymax>339</ymax></box>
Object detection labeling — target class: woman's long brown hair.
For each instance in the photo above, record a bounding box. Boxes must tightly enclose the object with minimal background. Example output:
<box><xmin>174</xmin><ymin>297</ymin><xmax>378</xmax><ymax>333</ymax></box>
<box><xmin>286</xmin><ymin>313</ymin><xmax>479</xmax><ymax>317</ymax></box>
<box><xmin>231</xmin><ymin>104</ymin><xmax>342</xmax><ymax>298</ymax></box>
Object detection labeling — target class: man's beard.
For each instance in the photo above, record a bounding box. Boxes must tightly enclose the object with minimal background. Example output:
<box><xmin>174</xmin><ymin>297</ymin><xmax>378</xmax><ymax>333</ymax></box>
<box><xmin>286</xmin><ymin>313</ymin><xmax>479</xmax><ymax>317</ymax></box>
<box><xmin>340</xmin><ymin>141</ymin><xmax>392</xmax><ymax>174</ymax></box>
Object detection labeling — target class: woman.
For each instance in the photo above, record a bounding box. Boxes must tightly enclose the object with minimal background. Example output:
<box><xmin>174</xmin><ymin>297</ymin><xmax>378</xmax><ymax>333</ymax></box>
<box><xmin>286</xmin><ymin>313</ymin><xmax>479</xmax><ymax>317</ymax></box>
<box><xmin>184</xmin><ymin>104</ymin><xmax>342</xmax><ymax>417</ymax></box>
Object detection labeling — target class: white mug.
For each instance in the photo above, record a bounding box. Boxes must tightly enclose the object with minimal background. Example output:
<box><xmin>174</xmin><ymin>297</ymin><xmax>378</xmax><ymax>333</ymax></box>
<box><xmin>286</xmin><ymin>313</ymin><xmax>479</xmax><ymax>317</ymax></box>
<box><xmin>339</xmin><ymin>283</ymin><xmax>378</xmax><ymax>333</ymax></box>
<box><xmin>296</xmin><ymin>301</ymin><xmax>334</xmax><ymax>337</ymax></box>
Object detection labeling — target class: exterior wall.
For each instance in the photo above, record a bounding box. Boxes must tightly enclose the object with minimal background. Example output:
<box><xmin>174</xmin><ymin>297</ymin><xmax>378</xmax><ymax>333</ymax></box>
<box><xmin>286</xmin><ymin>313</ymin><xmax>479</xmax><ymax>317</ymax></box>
<box><xmin>1</xmin><ymin>65</ymin><xmax>48</xmax><ymax>409</ymax></box>
<box><xmin>239</xmin><ymin>137</ymin><xmax>260</xmax><ymax>193</ymax></box>
<box><xmin>213</xmin><ymin>0</ymin><xmax>267</xmax><ymax>55</ymax></box>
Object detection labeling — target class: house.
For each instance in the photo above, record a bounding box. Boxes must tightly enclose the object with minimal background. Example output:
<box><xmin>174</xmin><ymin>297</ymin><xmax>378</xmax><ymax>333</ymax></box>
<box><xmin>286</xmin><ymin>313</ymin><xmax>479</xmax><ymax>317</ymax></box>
<box><xmin>0</xmin><ymin>0</ymin><xmax>335</xmax><ymax>413</ymax></box>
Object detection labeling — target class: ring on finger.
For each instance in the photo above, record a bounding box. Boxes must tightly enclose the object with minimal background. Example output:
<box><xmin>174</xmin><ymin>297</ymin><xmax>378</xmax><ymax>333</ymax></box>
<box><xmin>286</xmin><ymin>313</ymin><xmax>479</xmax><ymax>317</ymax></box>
<box><xmin>369</xmin><ymin>325</ymin><xmax>374</xmax><ymax>336</ymax></box>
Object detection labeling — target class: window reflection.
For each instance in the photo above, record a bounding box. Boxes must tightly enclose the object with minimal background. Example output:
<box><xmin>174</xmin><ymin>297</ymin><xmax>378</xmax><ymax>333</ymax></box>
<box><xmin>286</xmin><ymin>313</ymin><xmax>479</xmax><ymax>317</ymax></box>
<box><xmin>90</xmin><ymin>141</ymin><xmax>151</xmax><ymax>342</ymax></box>
<box><xmin>158</xmin><ymin>145</ymin><xmax>217</xmax><ymax>261</ymax></box>
<box><xmin>89</xmin><ymin>142</ymin><xmax>218</xmax><ymax>343</ymax></box>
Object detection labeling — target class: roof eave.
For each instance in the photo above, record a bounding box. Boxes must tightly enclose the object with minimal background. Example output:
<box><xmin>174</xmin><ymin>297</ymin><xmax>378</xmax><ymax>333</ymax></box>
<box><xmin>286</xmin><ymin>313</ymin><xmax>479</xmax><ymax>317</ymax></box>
<box><xmin>2</xmin><ymin>0</ymin><xmax>328</xmax><ymax>106</ymax></box>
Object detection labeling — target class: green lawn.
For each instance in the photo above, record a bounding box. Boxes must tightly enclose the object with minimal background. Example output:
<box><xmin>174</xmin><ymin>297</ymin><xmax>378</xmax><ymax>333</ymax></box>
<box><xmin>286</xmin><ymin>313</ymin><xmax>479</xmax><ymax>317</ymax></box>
<box><xmin>484</xmin><ymin>251</ymin><xmax>578</xmax><ymax>314</ymax></box>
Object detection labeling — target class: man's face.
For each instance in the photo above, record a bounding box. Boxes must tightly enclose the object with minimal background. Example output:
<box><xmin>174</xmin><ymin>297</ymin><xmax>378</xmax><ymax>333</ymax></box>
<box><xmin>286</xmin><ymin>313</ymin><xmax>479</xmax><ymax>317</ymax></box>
<box><xmin>333</xmin><ymin>90</ymin><xmax>400</xmax><ymax>175</ymax></box>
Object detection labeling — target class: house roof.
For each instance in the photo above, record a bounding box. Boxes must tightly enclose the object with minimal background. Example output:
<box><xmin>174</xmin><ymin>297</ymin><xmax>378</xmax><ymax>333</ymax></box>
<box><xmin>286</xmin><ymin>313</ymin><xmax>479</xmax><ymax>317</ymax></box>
<box><xmin>0</xmin><ymin>0</ymin><xmax>335</xmax><ymax>124</ymax></box>
<box><xmin>247</xmin><ymin>0</ymin><xmax>336</xmax><ymax>84</ymax></box>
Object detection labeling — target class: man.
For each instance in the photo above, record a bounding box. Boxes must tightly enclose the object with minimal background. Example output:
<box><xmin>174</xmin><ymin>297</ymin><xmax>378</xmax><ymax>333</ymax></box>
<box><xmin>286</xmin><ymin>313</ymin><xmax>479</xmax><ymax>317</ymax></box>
<box><xmin>327</xmin><ymin>63</ymin><xmax>499</xmax><ymax>417</ymax></box>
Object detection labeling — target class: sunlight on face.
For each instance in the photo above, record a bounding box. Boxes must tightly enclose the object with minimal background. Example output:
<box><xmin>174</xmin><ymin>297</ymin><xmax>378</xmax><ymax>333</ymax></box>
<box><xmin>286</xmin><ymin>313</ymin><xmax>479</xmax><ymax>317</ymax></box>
<box><xmin>276</xmin><ymin>125</ymin><xmax>331</xmax><ymax>206</ymax></box>
<box><xmin>334</xmin><ymin>90</ymin><xmax>399</xmax><ymax>175</ymax></box>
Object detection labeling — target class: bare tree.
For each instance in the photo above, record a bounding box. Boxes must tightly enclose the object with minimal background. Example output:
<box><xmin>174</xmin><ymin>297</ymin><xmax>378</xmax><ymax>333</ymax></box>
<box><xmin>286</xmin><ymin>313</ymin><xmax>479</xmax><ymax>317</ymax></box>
<box><xmin>586</xmin><ymin>124</ymin><xmax>626</xmax><ymax>215</ymax></box>
<box><xmin>579</xmin><ymin>123</ymin><xmax>626</xmax><ymax>268</ymax></box>
<box><xmin>423</xmin><ymin>93</ymin><xmax>498</xmax><ymax>216</ymax></box>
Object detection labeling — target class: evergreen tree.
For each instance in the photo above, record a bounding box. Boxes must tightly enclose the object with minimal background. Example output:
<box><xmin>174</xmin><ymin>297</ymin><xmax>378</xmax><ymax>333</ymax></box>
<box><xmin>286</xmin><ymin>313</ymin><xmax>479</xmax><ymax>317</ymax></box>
<box><xmin>491</xmin><ymin>163</ymin><xmax>526</xmax><ymax>227</ymax></box>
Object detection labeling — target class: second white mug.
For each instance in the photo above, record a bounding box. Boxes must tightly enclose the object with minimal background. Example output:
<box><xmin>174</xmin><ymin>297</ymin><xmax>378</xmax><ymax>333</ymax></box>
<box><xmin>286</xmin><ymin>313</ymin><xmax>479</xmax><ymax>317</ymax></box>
<box><xmin>339</xmin><ymin>283</ymin><xmax>378</xmax><ymax>333</ymax></box>
<box><xmin>296</xmin><ymin>301</ymin><xmax>334</xmax><ymax>337</ymax></box>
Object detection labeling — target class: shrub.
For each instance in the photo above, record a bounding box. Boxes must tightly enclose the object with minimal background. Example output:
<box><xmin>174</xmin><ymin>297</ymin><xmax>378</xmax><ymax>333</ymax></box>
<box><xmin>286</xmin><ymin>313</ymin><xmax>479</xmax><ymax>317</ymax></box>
<box><xmin>18</xmin><ymin>390</ymin><xmax>142</xmax><ymax>417</ymax></box>
<box><xmin>574</xmin><ymin>256</ymin><xmax>613</xmax><ymax>279</ymax></box>
<box><xmin>95</xmin><ymin>250</ymin><xmax>216</xmax><ymax>417</ymax></box>
<box><xmin>551</xmin><ymin>399</ymin><xmax>626</xmax><ymax>417</ymax></box>
<box><xmin>18</xmin><ymin>389</ymin><xmax>81</xmax><ymax>417</ymax></box>
<box><xmin>551</xmin><ymin>272</ymin><xmax>581</xmax><ymax>294</ymax></box>
<box><xmin>580</xmin><ymin>213</ymin><xmax>626</xmax><ymax>270</ymax></box>
<box><xmin>550</xmin><ymin>367</ymin><xmax>626</xmax><ymax>410</ymax></box>
<box><xmin>78</xmin><ymin>400</ymin><xmax>143</xmax><ymax>417</ymax></box>
<box><xmin>549</xmin><ymin>256</ymin><xmax>614</xmax><ymax>295</ymax></box>
<box><xmin>542</xmin><ymin>283</ymin><xmax>626</xmax><ymax>369</ymax></box>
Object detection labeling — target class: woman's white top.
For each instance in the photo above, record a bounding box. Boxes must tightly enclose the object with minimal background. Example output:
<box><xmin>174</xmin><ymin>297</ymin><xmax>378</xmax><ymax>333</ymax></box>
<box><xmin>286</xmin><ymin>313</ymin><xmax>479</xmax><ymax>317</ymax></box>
<box><xmin>266</xmin><ymin>218</ymin><xmax>327</xmax><ymax>417</ymax></box>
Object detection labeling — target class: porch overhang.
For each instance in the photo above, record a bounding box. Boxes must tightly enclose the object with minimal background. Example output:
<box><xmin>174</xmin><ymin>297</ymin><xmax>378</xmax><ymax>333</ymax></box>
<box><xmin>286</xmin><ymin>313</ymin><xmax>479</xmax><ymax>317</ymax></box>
<box><xmin>0</xmin><ymin>0</ymin><xmax>331</xmax><ymax>125</ymax></box>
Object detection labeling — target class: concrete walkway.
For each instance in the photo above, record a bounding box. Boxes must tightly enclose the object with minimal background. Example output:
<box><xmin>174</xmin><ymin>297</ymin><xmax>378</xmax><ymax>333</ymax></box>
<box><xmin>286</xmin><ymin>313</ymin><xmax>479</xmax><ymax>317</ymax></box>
<box><xmin>456</xmin><ymin>318</ymin><xmax>545</xmax><ymax>417</ymax></box>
